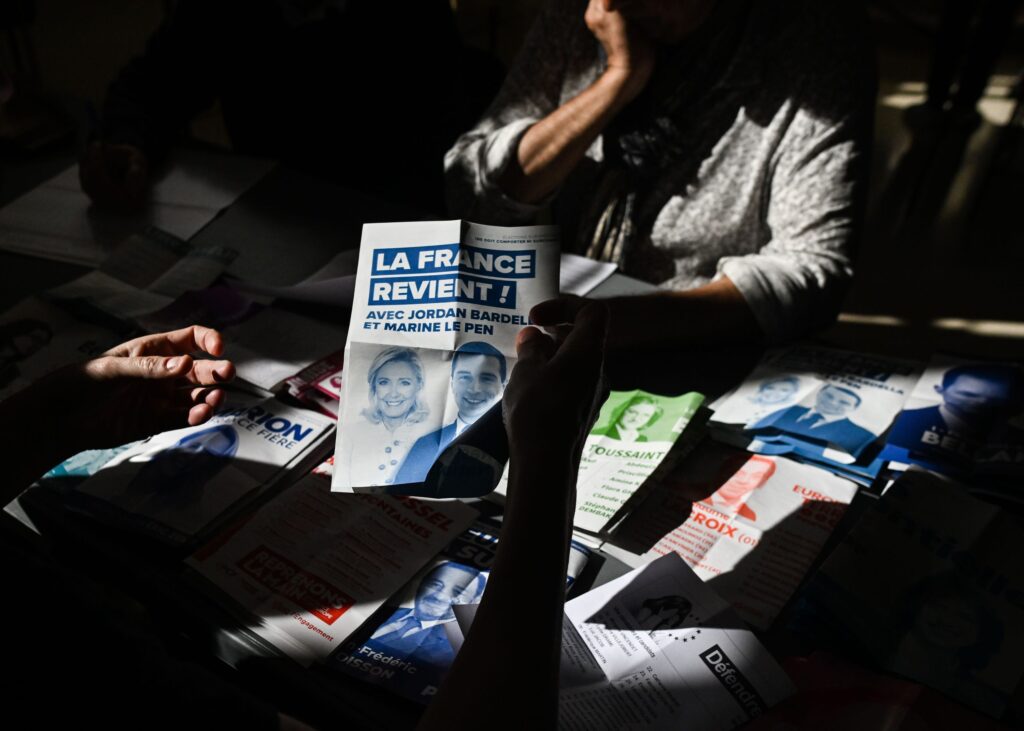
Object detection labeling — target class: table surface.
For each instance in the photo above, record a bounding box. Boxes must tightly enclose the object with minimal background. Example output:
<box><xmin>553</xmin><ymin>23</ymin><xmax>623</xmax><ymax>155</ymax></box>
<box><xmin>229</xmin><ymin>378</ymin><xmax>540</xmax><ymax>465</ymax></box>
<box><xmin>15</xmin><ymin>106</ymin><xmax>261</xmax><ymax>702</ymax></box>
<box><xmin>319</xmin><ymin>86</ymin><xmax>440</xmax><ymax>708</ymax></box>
<box><xmin>5</xmin><ymin>156</ymin><xmax>1015</xmax><ymax>727</ymax></box>
<box><xmin>0</xmin><ymin>160</ymin><xmax>677</xmax><ymax>728</ymax></box>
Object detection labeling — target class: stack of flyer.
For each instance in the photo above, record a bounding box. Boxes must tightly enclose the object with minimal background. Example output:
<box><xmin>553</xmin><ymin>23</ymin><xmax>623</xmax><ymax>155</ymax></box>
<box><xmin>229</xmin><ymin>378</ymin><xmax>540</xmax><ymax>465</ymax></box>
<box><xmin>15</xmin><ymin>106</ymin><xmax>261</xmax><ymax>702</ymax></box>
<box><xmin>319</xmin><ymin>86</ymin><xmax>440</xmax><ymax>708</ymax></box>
<box><xmin>569</xmin><ymin>389</ymin><xmax>708</xmax><ymax>535</ymax></box>
<box><xmin>330</xmin><ymin>521</ymin><xmax>590</xmax><ymax>702</ymax></box>
<box><xmin>881</xmin><ymin>356</ymin><xmax>1024</xmax><ymax>502</ymax></box>
<box><xmin>27</xmin><ymin>398</ymin><xmax>335</xmax><ymax>548</ymax></box>
<box><xmin>446</xmin><ymin>553</ymin><xmax>795</xmax><ymax>729</ymax></box>
<box><xmin>491</xmin><ymin>389</ymin><xmax>709</xmax><ymax>537</ymax></box>
<box><xmin>794</xmin><ymin>468</ymin><xmax>1024</xmax><ymax>720</ymax></box>
<box><xmin>602</xmin><ymin>442</ymin><xmax>857</xmax><ymax>630</ymax></box>
<box><xmin>556</xmin><ymin>554</ymin><xmax>794</xmax><ymax>729</ymax></box>
<box><xmin>284</xmin><ymin>349</ymin><xmax>345</xmax><ymax>418</ymax></box>
<box><xmin>188</xmin><ymin>457</ymin><xmax>479</xmax><ymax>665</ymax></box>
<box><xmin>709</xmin><ymin>346</ymin><xmax>921</xmax><ymax>486</ymax></box>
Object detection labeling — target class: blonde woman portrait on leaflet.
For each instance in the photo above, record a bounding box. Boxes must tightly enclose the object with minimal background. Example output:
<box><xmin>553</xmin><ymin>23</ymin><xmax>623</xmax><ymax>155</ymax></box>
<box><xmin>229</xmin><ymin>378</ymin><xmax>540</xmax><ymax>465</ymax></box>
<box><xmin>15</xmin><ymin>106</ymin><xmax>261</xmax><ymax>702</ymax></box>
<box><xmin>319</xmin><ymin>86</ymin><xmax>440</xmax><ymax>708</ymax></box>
<box><xmin>592</xmin><ymin>394</ymin><xmax>663</xmax><ymax>442</ymax></box>
<box><xmin>347</xmin><ymin>347</ymin><xmax>431</xmax><ymax>487</ymax></box>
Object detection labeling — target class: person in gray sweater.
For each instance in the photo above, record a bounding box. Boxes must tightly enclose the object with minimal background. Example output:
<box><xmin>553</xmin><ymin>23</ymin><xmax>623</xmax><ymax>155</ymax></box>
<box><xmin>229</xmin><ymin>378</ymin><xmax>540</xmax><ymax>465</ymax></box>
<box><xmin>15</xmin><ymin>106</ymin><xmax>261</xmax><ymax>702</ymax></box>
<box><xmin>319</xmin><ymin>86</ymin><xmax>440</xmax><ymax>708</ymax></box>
<box><xmin>446</xmin><ymin>0</ymin><xmax>875</xmax><ymax>347</ymax></box>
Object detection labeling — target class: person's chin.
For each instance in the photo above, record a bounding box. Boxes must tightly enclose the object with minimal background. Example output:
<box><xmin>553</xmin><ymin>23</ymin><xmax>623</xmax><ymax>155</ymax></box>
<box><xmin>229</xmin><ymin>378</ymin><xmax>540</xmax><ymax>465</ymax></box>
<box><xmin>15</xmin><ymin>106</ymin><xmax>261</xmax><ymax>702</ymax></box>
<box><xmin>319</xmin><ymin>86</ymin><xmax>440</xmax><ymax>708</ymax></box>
<box><xmin>459</xmin><ymin>402</ymin><xmax>491</xmax><ymax>421</ymax></box>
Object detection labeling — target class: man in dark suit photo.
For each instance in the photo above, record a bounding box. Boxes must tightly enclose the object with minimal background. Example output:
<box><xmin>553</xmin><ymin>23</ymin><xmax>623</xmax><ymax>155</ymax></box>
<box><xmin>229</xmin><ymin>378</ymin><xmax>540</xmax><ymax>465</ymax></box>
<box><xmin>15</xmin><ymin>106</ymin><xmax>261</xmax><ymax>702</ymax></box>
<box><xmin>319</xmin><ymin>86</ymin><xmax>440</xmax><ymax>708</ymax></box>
<box><xmin>393</xmin><ymin>341</ymin><xmax>507</xmax><ymax>484</ymax></box>
<box><xmin>752</xmin><ymin>383</ymin><xmax>875</xmax><ymax>454</ymax></box>
<box><xmin>366</xmin><ymin>561</ymin><xmax>485</xmax><ymax>668</ymax></box>
<box><xmin>888</xmin><ymin>363</ymin><xmax>1024</xmax><ymax>456</ymax></box>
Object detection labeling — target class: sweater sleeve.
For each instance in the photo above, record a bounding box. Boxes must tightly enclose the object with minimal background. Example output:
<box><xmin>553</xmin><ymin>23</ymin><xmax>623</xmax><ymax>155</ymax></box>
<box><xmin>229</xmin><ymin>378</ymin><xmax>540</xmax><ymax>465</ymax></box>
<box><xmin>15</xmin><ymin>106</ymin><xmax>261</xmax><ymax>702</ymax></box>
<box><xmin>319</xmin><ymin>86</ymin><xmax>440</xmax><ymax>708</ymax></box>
<box><xmin>719</xmin><ymin>58</ymin><xmax>873</xmax><ymax>342</ymax></box>
<box><xmin>444</xmin><ymin>0</ymin><xmax>584</xmax><ymax>224</ymax></box>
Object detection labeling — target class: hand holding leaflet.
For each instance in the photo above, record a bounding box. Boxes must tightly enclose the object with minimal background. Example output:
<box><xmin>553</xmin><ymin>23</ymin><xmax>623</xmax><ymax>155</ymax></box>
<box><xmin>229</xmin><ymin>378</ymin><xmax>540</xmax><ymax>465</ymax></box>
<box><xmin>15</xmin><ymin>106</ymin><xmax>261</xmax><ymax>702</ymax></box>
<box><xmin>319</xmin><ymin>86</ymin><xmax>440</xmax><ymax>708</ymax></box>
<box><xmin>333</xmin><ymin>220</ymin><xmax>559</xmax><ymax>497</ymax></box>
<box><xmin>417</xmin><ymin>303</ymin><xmax>609</xmax><ymax>730</ymax></box>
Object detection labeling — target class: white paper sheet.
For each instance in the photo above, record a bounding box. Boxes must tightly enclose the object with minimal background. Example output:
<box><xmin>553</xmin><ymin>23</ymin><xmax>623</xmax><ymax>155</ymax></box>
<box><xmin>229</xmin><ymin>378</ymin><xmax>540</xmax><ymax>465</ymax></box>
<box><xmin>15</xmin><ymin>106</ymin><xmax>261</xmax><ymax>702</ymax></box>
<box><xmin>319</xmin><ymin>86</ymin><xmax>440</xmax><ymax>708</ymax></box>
<box><xmin>559</xmin><ymin>253</ymin><xmax>617</xmax><ymax>296</ymax></box>
<box><xmin>0</xmin><ymin>150</ymin><xmax>272</xmax><ymax>266</ymax></box>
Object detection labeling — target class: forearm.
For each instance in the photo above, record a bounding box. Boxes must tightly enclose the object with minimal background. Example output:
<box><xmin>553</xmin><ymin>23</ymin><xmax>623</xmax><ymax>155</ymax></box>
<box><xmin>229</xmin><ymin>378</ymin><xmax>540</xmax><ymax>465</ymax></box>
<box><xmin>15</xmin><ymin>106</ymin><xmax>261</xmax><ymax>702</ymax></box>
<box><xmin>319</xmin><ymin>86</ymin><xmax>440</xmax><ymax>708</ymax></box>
<box><xmin>418</xmin><ymin>450</ymin><xmax>576</xmax><ymax>729</ymax></box>
<box><xmin>602</xmin><ymin>277</ymin><xmax>762</xmax><ymax>350</ymax></box>
<box><xmin>499</xmin><ymin>69</ymin><xmax>635</xmax><ymax>205</ymax></box>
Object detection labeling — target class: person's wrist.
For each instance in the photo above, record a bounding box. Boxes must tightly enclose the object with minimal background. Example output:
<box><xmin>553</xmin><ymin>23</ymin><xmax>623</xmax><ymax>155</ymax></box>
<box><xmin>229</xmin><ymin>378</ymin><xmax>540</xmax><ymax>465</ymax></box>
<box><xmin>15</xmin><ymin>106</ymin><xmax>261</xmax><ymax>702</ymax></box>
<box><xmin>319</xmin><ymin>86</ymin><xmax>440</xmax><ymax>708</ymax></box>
<box><xmin>508</xmin><ymin>431</ymin><xmax>582</xmax><ymax>483</ymax></box>
<box><xmin>598</xmin><ymin>66</ymin><xmax>646</xmax><ymax>108</ymax></box>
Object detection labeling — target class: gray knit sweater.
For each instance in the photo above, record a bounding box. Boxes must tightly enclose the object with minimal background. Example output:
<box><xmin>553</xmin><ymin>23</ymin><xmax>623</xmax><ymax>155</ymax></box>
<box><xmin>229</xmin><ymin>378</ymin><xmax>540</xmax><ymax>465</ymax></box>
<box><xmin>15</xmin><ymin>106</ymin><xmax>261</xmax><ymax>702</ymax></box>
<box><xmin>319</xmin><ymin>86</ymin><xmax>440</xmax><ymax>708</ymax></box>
<box><xmin>445</xmin><ymin>0</ymin><xmax>873</xmax><ymax>342</ymax></box>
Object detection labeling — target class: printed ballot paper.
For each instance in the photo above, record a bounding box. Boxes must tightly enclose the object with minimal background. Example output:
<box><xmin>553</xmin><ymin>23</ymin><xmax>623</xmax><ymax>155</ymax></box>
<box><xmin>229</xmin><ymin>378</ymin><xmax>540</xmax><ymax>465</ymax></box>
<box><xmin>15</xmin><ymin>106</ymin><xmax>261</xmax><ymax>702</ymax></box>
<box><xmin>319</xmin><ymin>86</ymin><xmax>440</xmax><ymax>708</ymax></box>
<box><xmin>59</xmin><ymin>398</ymin><xmax>334</xmax><ymax>546</ymax></box>
<box><xmin>572</xmin><ymin>390</ymin><xmax>706</xmax><ymax>534</ymax></box>
<box><xmin>796</xmin><ymin>469</ymin><xmax>1024</xmax><ymax>719</ymax></box>
<box><xmin>449</xmin><ymin>553</ymin><xmax>791</xmax><ymax>729</ymax></box>
<box><xmin>605</xmin><ymin>443</ymin><xmax>857</xmax><ymax>630</ymax></box>
<box><xmin>333</xmin><ymin>523</ymin><xmax>591</xmax><ymax>702</ymax></box>
<box><xmin>333</xmin><ymin>220</ymin><xmax>558</xmax><ymax>497</ymax></box>
<box><xmin>882</xmin><ymin>355</ymin><xmax>1024</xmax><ymax>489</ymax></box>
<box><xmin>710</xmin><ymin>347</ymin><xmax>920</xmax><ymax>484</ymax></box>
<box><xmin>189</xmin><ymin>457</ymin><xmax>478</xmax><ymax>665</ymax></box>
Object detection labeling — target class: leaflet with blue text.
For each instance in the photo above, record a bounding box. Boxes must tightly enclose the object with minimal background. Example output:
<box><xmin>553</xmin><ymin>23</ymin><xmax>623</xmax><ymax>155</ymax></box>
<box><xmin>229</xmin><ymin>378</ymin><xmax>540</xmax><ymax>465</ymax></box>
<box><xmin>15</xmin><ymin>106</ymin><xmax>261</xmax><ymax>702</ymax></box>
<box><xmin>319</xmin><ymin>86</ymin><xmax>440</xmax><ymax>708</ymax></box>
<box><xmin>332</xmin><ymin>220</ymin><xmax>559</xmax><ymax>495</ymax></box>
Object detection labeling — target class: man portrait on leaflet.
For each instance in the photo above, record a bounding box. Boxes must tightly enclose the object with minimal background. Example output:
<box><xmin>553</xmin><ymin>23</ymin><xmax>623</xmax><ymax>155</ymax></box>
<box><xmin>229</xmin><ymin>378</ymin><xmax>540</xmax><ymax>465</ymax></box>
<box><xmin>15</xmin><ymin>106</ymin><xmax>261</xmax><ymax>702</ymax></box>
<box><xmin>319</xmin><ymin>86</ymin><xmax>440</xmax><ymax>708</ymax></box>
<box><xmin>393</xmin><ymin>342</ymin><xmax>508</xmax><ymax>485</ymax></box>
<box><xmin>890</xmin><ymin>363</ymin><xmax>1024</xmax><ymax>456</ymax></box>
<box><xmin>753</xmin><ymin>383</ymin><xmax>874</xmax><ymax>453</ymax></box>
<box><xmin>702</xmin><ymin>455</ymin><xmax>776</xmax><ymax>522</ymax></box>
<box><xmin>366</xmin><ymin>561</ymin><xmax>486</xmax><ymax>667</ymax></box>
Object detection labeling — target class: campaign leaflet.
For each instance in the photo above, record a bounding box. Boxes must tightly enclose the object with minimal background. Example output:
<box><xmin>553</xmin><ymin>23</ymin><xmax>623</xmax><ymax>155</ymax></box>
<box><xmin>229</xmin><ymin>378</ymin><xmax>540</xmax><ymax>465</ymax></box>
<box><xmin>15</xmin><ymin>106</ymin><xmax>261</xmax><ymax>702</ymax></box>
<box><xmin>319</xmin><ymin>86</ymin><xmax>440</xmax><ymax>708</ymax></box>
<box><xmin>881</xmin><ymin>356</ymin><xmax>1024</xmax><ymax>488</ymax></box>
<box><xmin>330</xmin><ymin>522</ymin><xmax>591</xmax><ymax>703</ymax></box>
<box><xmin>188</xmin><ymin>457</ymin><xmax>478</xmax><ymax>665</ymax></box>
<box><xmin>284</xmin><ymin>349</ymin><xmax>345</xmax><ymax>418</ymax></box>
<box><xmin>332</xmin><ymin>220</ymin><xmax>558</xmax><ymax>496</ymax></box>
<box><xmin>795</xmin><ymin>469</ymin><xmax>1024</xmax><ymax>718</ymax></box>
<box><xmin>710</xmin><ymin>347</ymin><xmax>921</xmax><ymax>461</ymax></box>
<box><xmin>66</xmin><ymin>399</ymin><xmax>334</xmax><ymax>546</ymax></box>
<box><xmin>571</xmin><ymin>390</ymin><xmax>706</xmax><ymax>534</ymax></box>
<box><xmin>604</xmin><ymin>443</ymin><xmax>857</xmax><ymax>630</ymax></box>
<box><xmin>557</xmin><ymin>553</ymin><xmax>794</xmax><ymax>730</ymax></box>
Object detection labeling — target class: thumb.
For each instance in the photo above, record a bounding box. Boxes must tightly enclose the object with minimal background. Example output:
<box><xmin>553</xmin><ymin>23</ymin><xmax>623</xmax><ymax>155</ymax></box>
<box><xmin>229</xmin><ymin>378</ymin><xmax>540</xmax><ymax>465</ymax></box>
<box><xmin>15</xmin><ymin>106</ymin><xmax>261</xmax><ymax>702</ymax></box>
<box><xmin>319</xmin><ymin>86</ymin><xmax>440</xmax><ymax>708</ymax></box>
<box><xmin>85</xmin><ymin>354</ymin><xmax>192</xmax><ymax>381</ymax></box>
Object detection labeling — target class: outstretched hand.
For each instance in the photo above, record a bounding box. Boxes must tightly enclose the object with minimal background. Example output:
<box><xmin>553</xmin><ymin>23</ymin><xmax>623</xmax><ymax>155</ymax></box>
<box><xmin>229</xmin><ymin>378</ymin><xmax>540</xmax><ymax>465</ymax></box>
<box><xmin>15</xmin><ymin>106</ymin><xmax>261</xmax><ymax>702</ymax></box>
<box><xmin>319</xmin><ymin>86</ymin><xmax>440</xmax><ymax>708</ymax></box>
<box><xmin>503</xmin><ymin>302</ymin><xmax>609</xmax><ymax>464</ymax></box>
<box><xmin>47</xmin><ymin>325</ymin><xmax>235</xmax><ymax>451</ymax></box>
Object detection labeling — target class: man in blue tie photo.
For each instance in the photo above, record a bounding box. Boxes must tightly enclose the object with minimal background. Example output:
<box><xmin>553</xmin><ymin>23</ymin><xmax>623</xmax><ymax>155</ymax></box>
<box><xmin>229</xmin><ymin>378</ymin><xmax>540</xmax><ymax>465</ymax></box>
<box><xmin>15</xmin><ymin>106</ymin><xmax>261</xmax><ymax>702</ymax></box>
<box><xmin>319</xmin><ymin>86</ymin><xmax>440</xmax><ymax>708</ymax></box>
<box><xmin>393</xmin><ymin>342</ymin><xmax>508</xmax><ymax>485</ymax></box>
<box><xmin>752</xmin><ymin>383</ymin><xmax>875</xmax><ymax>455</ymax></box>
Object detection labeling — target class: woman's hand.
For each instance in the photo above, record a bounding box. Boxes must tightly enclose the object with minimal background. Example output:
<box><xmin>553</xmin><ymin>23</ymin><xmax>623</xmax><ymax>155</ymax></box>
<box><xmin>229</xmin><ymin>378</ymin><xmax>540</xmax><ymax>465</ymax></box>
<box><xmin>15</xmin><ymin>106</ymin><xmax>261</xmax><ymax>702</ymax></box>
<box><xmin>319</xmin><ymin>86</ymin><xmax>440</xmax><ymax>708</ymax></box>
<box><xmin>45</xmin><ymin>325</ymin><xmax>234</xmax><ymax>452</ymax></box>
<box><xmin>2</xmin><ymin>325</ymin><xmax>235</xmax><ymax>498</ymax></box>
<box><xmin>585</xmin><ymin>0</ymin><xmax>656</xmax><ymax>104</ymax></box>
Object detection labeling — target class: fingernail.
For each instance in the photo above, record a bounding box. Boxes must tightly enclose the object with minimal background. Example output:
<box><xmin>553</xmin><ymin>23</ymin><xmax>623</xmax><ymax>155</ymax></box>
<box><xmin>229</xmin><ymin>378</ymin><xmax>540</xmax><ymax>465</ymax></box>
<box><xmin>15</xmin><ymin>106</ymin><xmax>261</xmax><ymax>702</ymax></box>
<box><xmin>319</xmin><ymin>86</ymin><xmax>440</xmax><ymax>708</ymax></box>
<box><xmin>166</xmin><ymin>358</ymin><xmax>179</xmax><ymax>370</ymax></box>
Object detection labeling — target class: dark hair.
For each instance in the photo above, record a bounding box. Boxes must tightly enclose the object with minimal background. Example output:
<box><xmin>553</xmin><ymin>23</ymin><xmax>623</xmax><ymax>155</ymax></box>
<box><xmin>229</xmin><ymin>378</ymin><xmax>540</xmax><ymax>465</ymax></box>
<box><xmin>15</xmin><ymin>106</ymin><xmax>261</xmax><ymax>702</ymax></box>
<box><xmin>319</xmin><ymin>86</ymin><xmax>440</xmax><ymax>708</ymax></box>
<box><xmin>451</xmin><ymin>341</ymin><xmax>507</xmax><ymax>383</ymax></box>
<box><xmin>942</xmin><ymin>363</ymin><xmax>1024</xmax><ymax>406</ymax></box>
<box><xmin>819</xmin><ymin>384</ymin><xmax>862</xmax><ymax>407</ymax></box>
<box><xmin>420</xmin><ymin>561</ymin><xmax>486</xmax><ymax>604</ymax></box>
